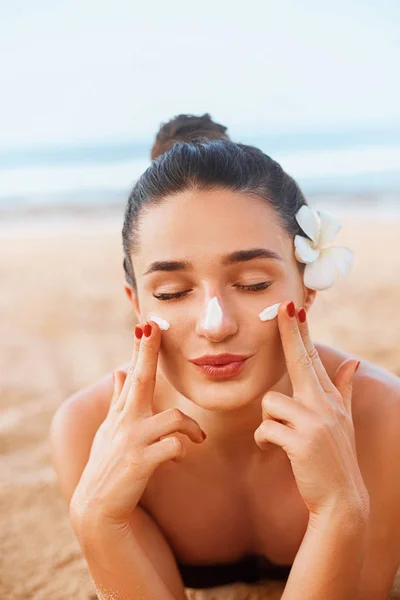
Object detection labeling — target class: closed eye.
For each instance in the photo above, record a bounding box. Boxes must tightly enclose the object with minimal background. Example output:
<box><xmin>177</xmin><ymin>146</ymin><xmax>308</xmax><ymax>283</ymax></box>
<box><xmin>153</xmin><ymin>282</ymin><xmax>273</xmax><ymax>301</ymax></box>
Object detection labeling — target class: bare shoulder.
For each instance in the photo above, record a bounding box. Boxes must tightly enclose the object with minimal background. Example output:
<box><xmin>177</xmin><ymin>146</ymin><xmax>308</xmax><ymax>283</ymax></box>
<box><xmin>316</xmin><ymin>341</ymin><xmax>400</xmax><ymax>424</ymax></box>
<box><xmin>71</xmin><ymin>363</ymin><xmax>131</xmax><ymax>420</ymax></box>
<box><xmin>49</xmin><ymin>365</ymin><xmax>127</xmax><ymax>505</ymax></box>
<box><xmin>316</xmin><ymin>342</ymin><xmax>400</xmax><ymax>522</ymax></box>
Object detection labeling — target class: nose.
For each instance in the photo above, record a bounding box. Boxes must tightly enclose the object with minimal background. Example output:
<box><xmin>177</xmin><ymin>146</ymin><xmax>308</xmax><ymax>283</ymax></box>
<box><xmin>195</xmin><ymin>295</ymin><xmax>238</xmax><ymax>342</ymax></box>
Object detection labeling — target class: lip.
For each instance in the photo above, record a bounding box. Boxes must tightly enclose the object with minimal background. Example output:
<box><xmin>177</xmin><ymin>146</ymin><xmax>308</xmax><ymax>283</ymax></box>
<box><xmin>191</xmin><ymin>359</ymin><xmax>249</xmax><ymax>379</ymax></box>
<box><xmin>190</xmin><ymin>353</ymin><xmax>251</xmax><ymax>366</ymax></box>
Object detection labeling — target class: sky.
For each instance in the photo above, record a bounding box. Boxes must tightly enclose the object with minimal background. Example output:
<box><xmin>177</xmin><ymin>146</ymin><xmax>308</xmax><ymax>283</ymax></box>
<box><xmin>0</xmin><ymin>0</ymin><xmax>399</xmax><ymax>150</ymax></box>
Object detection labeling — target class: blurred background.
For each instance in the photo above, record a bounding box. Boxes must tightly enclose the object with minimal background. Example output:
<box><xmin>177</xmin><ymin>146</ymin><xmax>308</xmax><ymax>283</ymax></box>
<box><xmin>1</xmin><ymin>1</ymin><xmax>399</xmax><ymax>599</ymax></box>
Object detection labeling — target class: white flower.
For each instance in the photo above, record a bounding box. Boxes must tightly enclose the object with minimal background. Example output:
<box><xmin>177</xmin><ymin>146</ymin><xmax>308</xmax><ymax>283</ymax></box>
<box><xmin>294</xmin><ymin>205</ymin><xmax>354</xmax><ymax>291</ymax></box>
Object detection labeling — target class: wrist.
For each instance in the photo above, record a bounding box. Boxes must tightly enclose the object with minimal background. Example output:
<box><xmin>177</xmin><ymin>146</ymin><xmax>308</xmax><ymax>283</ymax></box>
<box><xmin>69</xmin><ymin>498</ymin><xmax>110</xmax><ymax>544</ymax></box>
<box><xmin>70</xmin><ymin>496</ymin><xmax>133</xmax><ymax>541</ymax></box>
<box><xmin>309</xmin><ymin>495</ymin><xmax>370</xmax><ymax>534</ymax></box>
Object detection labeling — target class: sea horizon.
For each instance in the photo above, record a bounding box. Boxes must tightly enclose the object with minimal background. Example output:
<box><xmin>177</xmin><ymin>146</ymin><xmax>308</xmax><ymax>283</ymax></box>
<box><xmin>1</xmin><ymin>124</ymin><xmax>400</xmax><ymax>211</ymax></box>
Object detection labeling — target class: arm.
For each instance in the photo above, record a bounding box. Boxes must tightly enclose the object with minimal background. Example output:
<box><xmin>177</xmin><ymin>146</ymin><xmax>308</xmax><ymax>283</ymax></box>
<box><xmin>281</xmin><ymin>501</ymin><xmax>369</xmax><ymax>600</ymax></box>
<box><xmin>50</xmin><ymin>320</ymin><xmax>205</xmax><ymax>600</ymax></box>
<box><xmin>71</xmin><ymin>505</ymin><xmax>187</xmax><ymax>600</ymax></box>
<box><xmin>49</xmin><ymin>390</ymin><xmax>107</xmax><ymax>506</ymax></box>
<box><xmin>50</xmin><ymin>395</ymin><xmax>188</xmax><ymax>600</ymax></box>
<box><xmin>282</xmin><ymin>381</ymin><xmax>400</xmax><ymax>600</ymax></box>
<box><xmin>255</xmin><ymin>304</ymin><xmax>400</xmax><ymax>599</ymax></box>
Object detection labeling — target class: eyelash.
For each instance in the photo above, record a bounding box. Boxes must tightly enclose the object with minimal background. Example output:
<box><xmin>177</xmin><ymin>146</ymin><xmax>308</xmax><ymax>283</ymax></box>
<box><xmin>153</xmin><ymin>282</ymin><xmax>273</xmax><ymax>301</ymax></box>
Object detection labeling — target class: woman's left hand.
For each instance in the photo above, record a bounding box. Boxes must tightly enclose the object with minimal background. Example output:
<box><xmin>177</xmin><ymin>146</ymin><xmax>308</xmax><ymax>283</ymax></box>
<box><xmin>254</xmin><ymin>300</ymin><xmax>369</xmax><ymax>519</ymax></box>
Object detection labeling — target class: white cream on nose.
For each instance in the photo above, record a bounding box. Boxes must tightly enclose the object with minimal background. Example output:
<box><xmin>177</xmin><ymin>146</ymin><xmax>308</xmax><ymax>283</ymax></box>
<box><xmin>259</xmin><ymin>302</ymin><xmax>281</xmax><ymax>321</ymax></box>
<box><xmin>203</xmin><ymin>296</ymin><xmax>223</xmax><ymax>330</ymax></box>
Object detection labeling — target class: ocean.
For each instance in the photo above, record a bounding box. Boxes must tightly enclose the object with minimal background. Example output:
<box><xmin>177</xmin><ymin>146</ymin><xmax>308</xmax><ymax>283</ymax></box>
<box><xmin>1</xmin><ymin>128</ymin><xmax>400</xmax><ymax>215</ymax></box>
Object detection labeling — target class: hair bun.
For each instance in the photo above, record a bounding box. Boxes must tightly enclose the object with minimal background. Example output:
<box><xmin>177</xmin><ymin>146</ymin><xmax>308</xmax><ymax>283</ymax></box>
<box><xmin>151</xmin><ymin>113</ymin><xmax>230</xmax><ymax>159</ymax></box>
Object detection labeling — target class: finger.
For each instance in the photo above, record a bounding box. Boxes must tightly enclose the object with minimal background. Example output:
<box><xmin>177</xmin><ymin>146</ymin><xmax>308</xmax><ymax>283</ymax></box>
<box><xmin>261</xmin><ymin>391</ymin><xmax>313</xmax><ymax>429</ymax></box>
<box><xmin>124</xmin><ymin>320</ymin><xmax>162</xmax><ymax>418</ymax></box>
<box><xmin>108</xmin><ymin>370</ymin><xmax>128</xmax><ymax>414</ymax></box>
<box><xmin>112</xmin><ymin>324</ymin><xmax>143</xmax><ymax>412</ymax></box>
<box><xmin>296</xmin><ymin>307</ymin><xmax>336</xmax><ymax>394</ymax></box>
<box><xmin>140</xmin><ymin>408</ymin><xmax>206</xmax><ymax>446</ymax></box>
<box><xmin>277</xmin><ymin>301</ymin><xmax>320</xmax><ymax>397</ymax></box>
<box><xmin>333</xmin><ymin>359</ymin><xmax>360</xmax><ymax>415</ymax></box>
<box><xmin>144</xmin><ymin>436</ymin><xmax>187</xmax><ymax>468</ymax></box>
<box><xmin>254</xmin><ymin>418</ymin><xmax>300</xmax><ymax>452</ymax></box>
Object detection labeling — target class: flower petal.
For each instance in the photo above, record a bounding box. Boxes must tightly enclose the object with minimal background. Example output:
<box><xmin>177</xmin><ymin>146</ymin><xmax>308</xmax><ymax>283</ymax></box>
<box><xmin>323</xmin><ymin>246</ymin><xmax>354</xmax><ymax>277</ymax></box>
<box><xmin>303</xmin><ymin>253</ymin><xmax>337</xmax><ymax>290</ymax></box>
<box><xmin>317</xmin><ymin>211</ymin><xmax>342</xmax><ymax>247</ymax></box>
<box><xmin>294</xmin><ymin>235</ymin><xmax>320</xmax><ymax>263</ymax></box>
<box><xmin>295</xmin><ymin>205</ymin><xmax>320</xmax><ymax>243</ymax></box>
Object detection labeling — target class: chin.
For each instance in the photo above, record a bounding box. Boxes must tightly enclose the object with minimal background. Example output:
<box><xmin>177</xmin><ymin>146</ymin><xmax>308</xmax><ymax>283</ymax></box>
<box><xmin>174</xmin><ymin>377</ymin><xmax>273</xmax><ymax>412</ymax></box>
<box><xmin>187</xmin><ymin>389</ymin><xmax>260</xmax><ymax>411</ymax></box>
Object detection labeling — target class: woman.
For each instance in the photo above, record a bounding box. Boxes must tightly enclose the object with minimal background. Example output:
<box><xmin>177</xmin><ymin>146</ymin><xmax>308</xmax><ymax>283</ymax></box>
<box><xmin>50</xmin><ymin>116</ymin><xmax>400</xmax><ymax>600</ymax></box>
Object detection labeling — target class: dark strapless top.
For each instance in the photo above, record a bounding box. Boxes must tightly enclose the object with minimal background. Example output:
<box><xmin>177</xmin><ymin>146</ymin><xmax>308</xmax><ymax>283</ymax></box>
<box><xmin>176</xmin><ymin>554</ymin><xmax>292</xmax><ymax>589</ymax></box>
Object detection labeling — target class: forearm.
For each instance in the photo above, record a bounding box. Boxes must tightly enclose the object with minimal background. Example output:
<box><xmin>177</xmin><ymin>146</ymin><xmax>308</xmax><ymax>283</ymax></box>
<box><xmin>282</xmin><ymin>503</ymin><xmax>369</xmax><ymax>600</ymax></box>
<box><xmin>73</xmin><ymin>518</ymin><xmax>181</xmax><ymax>600</ymax></box>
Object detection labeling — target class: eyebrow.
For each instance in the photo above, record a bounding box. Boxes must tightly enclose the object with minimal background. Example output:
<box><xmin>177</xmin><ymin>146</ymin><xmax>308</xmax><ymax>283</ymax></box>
<box><xmin>142</xmin><ymin>248</ymin><xmax>283</xmax><ymax>276</ymax></box>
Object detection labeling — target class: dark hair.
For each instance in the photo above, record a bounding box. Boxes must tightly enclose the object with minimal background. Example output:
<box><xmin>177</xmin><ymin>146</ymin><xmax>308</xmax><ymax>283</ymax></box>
<box><xmin>122</xmin><ymin>138</ymin><xmax>309</xmax><ymax>291</ymax></box>
<box><xmin>150</xmin><ymin>113</ymin><xmax>230</xmax><ymax>160</ymax></box>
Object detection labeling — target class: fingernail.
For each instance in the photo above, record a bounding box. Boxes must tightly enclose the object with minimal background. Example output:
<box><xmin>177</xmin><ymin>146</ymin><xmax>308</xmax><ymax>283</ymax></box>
<box><xmin>298</xmin><ymin>308</ymin><xmax>306</xmax><ymax>323</ymax></box>
<box><xmin>143</xmin><ymin>322</ymin><xmax>152</xmax><ymax>338</ymax></box>
<box><xmin>355</xmin><ymin>360</ymin><xmax>361</xmax><ymax>373</ymax></box>
<box><xmin>287</xmin><ymin>301</ymin><xmax>295</xmax><ymax>318</ymax></box>
<box><xmin>135</xmin><ymin>325</ymin><xmax>143</xmax><ymax>339</ymax></box>
<box><xmin>201</xmin><ymin>430</ymin><xmax>207</xmax><ymax>440</ymax></box>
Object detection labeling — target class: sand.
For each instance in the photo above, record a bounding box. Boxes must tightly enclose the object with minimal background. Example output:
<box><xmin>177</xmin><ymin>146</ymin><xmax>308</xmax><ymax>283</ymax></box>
<box><xmin>1</xmin><ymin>212</ymin><xmax>400</xmax><ymax>599</ymax></box>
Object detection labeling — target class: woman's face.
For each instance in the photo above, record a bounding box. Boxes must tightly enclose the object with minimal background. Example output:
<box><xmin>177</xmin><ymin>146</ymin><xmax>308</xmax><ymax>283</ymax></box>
<box><xmin>130</xmin><ymin>188</ymin><xmax>314</xmax><ymax>410</ymax></box>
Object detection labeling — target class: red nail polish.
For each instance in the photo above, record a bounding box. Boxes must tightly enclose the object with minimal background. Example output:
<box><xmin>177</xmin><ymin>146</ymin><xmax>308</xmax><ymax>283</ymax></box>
<box><xmin>287</xmin><ymin>301</ymin><xmax>295</xmax><ymax>318</ymax></box>
<box><xmin>135</xmin><ymin>325</ymin><xmax>143</xmax><ymax>339</ymax></box>
<box><xmin>143</xmin><ymin>322</ymin><xmax>152</xmax><ymax>337</ymax></box>
<box><xmin>298</xmin><ymin>308</ymin><xmax>306</xmax><ymax>323</ymax></box>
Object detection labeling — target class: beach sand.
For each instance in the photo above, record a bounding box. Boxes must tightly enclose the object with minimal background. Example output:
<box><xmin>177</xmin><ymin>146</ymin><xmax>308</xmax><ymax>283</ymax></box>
<box><xmin>1</xmin><ymin>213</ymin><xmax>400</xmax><ymax>599</ymax></box>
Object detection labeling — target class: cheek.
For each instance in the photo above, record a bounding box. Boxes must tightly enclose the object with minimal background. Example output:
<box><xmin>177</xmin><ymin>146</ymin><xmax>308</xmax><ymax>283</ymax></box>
<box><xmin>158</xmin><ymin>343</ymin><xmax>179</xmax><ymax>383</ymax></box>
<box><xmin>158</xmin><ymin>333</ymin><xmax>183</xmax><ymax>367</ymax></box>
<box><xmin>254</xmin><ymin>321</ymin><xmax>286</xmax><ymax>369</ymax></box>
<box><xmin>255</xmin><ymin>324</ymin><xmax>286</xmax><ymax>379</ymax></box>
<box><xmin>256</xmin><ymin>319</ymin><xmax>281</xmax><ymax>348</ymax></box>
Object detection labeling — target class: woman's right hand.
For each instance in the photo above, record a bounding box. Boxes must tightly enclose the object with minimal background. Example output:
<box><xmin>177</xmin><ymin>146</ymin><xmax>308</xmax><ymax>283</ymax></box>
<box><xmin>69</xmin><ymin>320</ymin><xmax>206</xmax><ymax>530</ymax></box>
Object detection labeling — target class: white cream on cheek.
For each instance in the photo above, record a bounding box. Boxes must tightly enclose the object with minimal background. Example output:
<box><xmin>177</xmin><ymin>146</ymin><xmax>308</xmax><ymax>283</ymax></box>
<box><xmin>259</xmin><ymin>302</ymin><xmax>281</xmax><ymax>321</ymax></box>
<box><xmin>203</xmin><ymin>296</ymin><xmax>223</xmax><ymax>330</ymax></box>
<box><xmin>148</xmin><ymin>314</ymin><xmax>171</xmax><ymax>330</ymax></box>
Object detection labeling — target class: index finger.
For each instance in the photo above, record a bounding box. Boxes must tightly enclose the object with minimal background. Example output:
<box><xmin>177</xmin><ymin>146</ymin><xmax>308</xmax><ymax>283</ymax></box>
<box><xmin>277</xmin><ymin>301</ymin><xmax>320</xmax><ymax>397</ymax></box>
<box><xmin>297</xmin><ymin>308</ymin><xmax>336</xmax><ymax>394</ymax></box>
<box><xmin>109</xmin><ymin>324</ymin><xmax>143</xmax><ymax>412</ymax></box>
<box><xmin>124</xmin><ymin>320</ymin><xmax>162</xmax><ymax>418</ymax></box>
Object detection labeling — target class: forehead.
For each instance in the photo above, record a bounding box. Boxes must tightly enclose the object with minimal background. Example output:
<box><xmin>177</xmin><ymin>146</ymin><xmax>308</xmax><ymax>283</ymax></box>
<box><xmin>135</xmin><ymin>188</ymin><xmax>291</xmax><ymax>266</ymax></box>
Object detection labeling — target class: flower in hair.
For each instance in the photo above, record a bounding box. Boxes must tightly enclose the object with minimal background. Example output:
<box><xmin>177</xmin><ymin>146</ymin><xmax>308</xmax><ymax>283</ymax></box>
<box><xmin>294</xmin><ymin>205</ymin><xmax>354</xmax><ymax>291</ymax></box>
